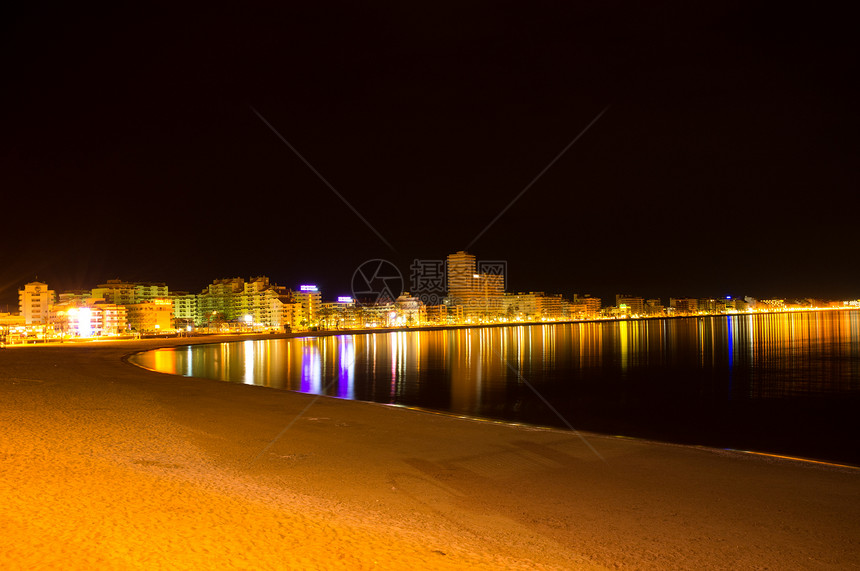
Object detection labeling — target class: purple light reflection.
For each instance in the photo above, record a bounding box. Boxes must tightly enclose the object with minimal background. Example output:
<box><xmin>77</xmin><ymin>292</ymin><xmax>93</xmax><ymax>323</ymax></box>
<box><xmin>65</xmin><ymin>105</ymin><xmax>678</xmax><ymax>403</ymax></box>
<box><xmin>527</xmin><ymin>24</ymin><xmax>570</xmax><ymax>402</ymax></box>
<box><xmin>338</xmin><ymin>336</ymin><xmax>355</xmax><ymax>399</ymax></box>
<box><xmin>300</xmin><ymin>340</ymin><xmax>321</xmax><ymax>394</ymax></box>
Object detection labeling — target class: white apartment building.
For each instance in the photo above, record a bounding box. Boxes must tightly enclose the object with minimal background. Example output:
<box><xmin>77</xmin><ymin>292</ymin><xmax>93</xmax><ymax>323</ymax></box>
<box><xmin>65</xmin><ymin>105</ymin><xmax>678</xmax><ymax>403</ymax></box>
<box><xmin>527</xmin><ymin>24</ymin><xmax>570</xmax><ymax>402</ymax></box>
<box><xmin>171</xmin><ymin>292</ymin><xmax>198</xmax><ymax>328</ymax></box>
<box><xmin>18</xmin><ymin>281</ymin><xmax>55</xmax><ymax>325</ymax></box>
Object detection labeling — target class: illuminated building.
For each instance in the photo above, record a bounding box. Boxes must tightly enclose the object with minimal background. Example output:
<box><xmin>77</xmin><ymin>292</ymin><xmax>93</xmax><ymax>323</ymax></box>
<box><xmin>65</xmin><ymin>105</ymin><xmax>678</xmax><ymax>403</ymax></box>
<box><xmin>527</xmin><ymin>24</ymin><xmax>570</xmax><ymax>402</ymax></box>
<box><xmin>319</xmin><ymin>297</ymin><xmax>361</xmax><ymax>329</ymax></box>
<box><xmin>645</xmin><ymin>298</ymin><xmax>665</xmax><ymax>316</ymax></box>
<box><xmin>697</xmin><ymin>298</ymin><xmax>724</xmax><ymax>314</ymax></box>
<box><xmin>92</xmin><ymin>280</ymin><xmax>137</xmax><ymax>305</ymax></box>
<box><xmin>358</xmin><ymin>302</ymin><xmax>396</xmax><ymax>327</ymax></box>
<box><xmin>424</xmin><ymin>304</ymin><xmax>448</xmax><ymax>324</ymax></box>
<box><xmin>49</xmin><ymin>300</ymin><xmax>127</xmax><ymax>337</ymax></box>
<box><xmin>471</xmin><ymin>274</ymin><xmax>504</xmax><ymax>320</ymax></box>
<box><xmin>92</xmin><ymin>280</ymin><xmax>169</xmax><ymax>306</ymax></box>
<box><xmin>721</xmin><ymin>296</ymin><xmax>748</xmax><ymax>312</ymax></box>
<box><xmin>18</xmin><ymin>281</ymin><xmax>55</xmax><ymax>325</ymax></box>
<box><xmin>0</xmin><ymin>313</ymin><xmax>26</xmax><ymax>345</ymax></box>
<box><xmin>54</xmin><ymin>304</ymin><xmax>99</xmax><ymax>337</ymax></box>
<box><xmin>535</xmin><ymin>293</ymin><xmax>565</xmax><ymax>319</ymax></box>
<box><xmin>447</xmin><ymin>304</ymin><xmax>464</xmax><ymax>323</ymax></box>
<box><xmin>446</xmin><ymin>251</ymin><xmax>506</xmax><ymax>321</ymax></box>
<box><xmin>504</xmin><ymin>293</ymin><xmax>537</xmax><ymax>320</ymax></box>
<box><xmin>576</xmin><ymin>294</ymin><xmax>602</xmax><ymax>316</ymax></box>
<box><xmin>125</xmin><ymin>299</ymin><xmax>174</xmax><ymax>332</ymax></box>
<box><xmin>669</xmin><ymin>298</ymin><xmax>698</xmax><ymax>315</ymax></box>
<box><xmin>0</xmin><ymin>312</ymin><xmax>26</xmax><ymax>327</ymax></box>
<box><xmin>505</xmin><ymin>292</ymin><xmax>566</xmax><ymax>321</ymax></box>
<box><xmin>94</xmin><ymin>301</ymin><xmax>127</xmax><ymax>335</ymax></box>
<box><xmin>58</xmin><ymin>291</ymin><xmax>97</xmax><ymax>305</ymax></box>
<box><xmin>171</xmin><ymin>292</ymin><xmax>198</xmax><ymax>329</ymax></box>
<box><xmin>292</xmin><ymin>285</ymin><xmax>322</xmax><ymax>326</ymax></box>
<box><xmin>616</xmin><ymin>295</ymin><xmax>645</xmax><ymax>316</ymax></box>
<box><xmin>135</xmin><ymin>282</ymin><xmax>169</xmax><ymax>300</ymax></box>
<box><xmin>197</xmin><ymin>278</ymin><xmax>245</xmax><ymax>324</ymax></box>
<box><xmin>568</xmin><ymin>299</ymin><xmax>589</xmax><ymax>319</ymax></box>
<box><xmin>394</xmin><ymin>292</ymin><xmax>425</xmax><ymax>326</ymax></box>
<box><xmin>190</xmin><ymin>277</ymin><xmax>295</xmax><ymax>330</ymax></box>
<box><xmin>281</xmin><ymin>301</ymin><xmax>303</xmax><ymax>330</ymax></box>
<box><xmin>446</xmin><ymin>251</ymin><xmax>477</xmax><ymax>307</ymax></box>
<box><xmin>237</xmin><ymin>277</ymin><xmax>285</xmax><ymax>329</ymax></box>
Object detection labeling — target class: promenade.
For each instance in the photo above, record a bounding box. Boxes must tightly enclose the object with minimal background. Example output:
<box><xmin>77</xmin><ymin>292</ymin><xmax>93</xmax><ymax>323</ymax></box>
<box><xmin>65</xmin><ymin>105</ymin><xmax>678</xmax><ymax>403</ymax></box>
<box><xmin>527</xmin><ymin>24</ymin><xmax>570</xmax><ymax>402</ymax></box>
<box><xmin>1</xmin><ymin>336</ymin><xmax>857</xmax><ymax>569</ymax></box>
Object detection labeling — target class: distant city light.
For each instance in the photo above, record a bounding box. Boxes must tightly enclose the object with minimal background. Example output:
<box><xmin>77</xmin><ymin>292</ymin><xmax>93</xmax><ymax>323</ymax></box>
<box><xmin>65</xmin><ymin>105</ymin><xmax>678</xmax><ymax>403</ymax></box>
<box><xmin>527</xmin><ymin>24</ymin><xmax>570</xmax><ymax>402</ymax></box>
<box><xmin>77</xmin><ymin>307</ymin><xmax>93</xmax><ymax>338</ymax></box>
<box><xmin>7</xmin><ymin>264</ymin><xmax>859</xmax><ymax>346</ymax></box>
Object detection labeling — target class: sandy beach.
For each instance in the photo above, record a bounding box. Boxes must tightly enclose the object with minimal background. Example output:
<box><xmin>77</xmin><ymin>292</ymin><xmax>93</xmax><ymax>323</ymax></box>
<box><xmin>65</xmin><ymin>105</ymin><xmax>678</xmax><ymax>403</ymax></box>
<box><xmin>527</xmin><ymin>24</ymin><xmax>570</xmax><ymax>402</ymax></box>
<box><xmin>1</xmin><ymin>335</ymin><xmax>858</xmax><ymax>570</ymax></box>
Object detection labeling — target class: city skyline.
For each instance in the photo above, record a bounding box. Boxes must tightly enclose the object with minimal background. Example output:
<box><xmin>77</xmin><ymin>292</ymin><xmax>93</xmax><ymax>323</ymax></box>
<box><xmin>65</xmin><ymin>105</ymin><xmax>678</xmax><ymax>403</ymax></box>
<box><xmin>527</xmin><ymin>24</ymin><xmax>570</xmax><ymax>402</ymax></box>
<box><xmin>9</xmin><ymin>250</ymin><xmax>858</xmax><ymax>323</ymax></box>
<box><xmin>4</xmin><ymin>246</ymin><xmax>857</xmax><ymax>317</ymax></box>
<box><xmin>3</xmin><ymin>4</ymin><xmax>858</xmax><ymax>307</ymax></box>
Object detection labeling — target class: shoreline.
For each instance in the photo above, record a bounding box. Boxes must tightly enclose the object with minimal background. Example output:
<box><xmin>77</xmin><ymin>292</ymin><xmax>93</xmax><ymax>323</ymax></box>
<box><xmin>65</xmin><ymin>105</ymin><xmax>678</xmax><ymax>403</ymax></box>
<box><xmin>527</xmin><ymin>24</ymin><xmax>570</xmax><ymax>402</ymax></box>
<box><xmin>125</xmin><ymin>310</ymin><xmax>860</xmax><ymax>469</ymax></box>
<box><xmin>1</xmin><ymin>338</ymin><xmax>858</xmax><ymax>568</ymax></box>
<box><xmin>129</xmin><ymin>342</ymin><xmax>860</xmax><ymax>471</ymax></box>
<box><xmin>15</xmin><ymin>309</ymin><xmax>860</xmax><ymax>469</ymax></box>
<box><xmin>5</xmin><ymin>306</ymin><xmax>856</xmax><ymax>349</ymax></box>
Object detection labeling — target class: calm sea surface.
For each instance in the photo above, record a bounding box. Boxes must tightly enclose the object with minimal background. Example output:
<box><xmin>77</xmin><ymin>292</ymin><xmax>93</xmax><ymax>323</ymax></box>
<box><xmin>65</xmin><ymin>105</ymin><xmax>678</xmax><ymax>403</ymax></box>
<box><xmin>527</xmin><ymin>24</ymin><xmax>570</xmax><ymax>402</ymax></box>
<box><xmin>131</xmin><ymin>310</ymin><xmax>860</xmax><ymax>464</ymax></box>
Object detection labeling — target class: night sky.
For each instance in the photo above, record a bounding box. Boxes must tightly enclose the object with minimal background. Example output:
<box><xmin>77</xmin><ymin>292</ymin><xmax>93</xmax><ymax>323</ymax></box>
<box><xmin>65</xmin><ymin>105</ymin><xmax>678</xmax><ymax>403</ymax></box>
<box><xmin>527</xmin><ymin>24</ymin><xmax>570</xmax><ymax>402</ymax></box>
<box><xmin>3</xmin><ymin>3</ymin><xmax>858</xmax><ymax>308</ymax></box>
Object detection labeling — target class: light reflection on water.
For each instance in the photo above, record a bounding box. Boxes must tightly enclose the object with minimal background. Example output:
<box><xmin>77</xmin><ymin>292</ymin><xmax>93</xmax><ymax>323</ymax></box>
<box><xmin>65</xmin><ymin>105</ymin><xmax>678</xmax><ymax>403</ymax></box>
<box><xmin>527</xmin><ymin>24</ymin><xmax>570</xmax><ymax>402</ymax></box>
<box><xmin>132</xmin><ymin>310</ymin><xmax>860</xmax><ymax>463</ymax></box>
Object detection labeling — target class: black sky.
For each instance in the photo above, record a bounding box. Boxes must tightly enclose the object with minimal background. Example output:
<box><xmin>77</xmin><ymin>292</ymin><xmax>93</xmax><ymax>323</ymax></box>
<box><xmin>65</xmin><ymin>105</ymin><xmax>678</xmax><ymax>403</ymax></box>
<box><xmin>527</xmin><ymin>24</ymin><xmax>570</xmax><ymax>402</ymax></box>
<box><xmin>2</xmin><ymin>3</ymin><xmax>858</xmax><ymax>307</ymax></box>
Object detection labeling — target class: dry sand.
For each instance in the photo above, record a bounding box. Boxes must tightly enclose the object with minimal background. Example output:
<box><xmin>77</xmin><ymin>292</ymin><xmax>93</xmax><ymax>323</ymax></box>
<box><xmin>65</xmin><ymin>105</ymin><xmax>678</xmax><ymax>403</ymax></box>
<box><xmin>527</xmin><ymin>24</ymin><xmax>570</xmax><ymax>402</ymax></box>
<box><xmin>1</xmin><ymin>336</ymin><xmax>858</xmax><ymax>570</ymax></box>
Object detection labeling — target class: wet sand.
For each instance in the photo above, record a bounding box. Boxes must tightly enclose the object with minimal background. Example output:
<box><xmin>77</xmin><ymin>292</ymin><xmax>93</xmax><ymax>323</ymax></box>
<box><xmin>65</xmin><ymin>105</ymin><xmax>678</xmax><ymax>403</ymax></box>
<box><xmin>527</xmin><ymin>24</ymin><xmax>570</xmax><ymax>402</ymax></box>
<box><xmin>1</xmin><ymin>336</ymin><xmax>858</xmax><ymax>569</ymax></box>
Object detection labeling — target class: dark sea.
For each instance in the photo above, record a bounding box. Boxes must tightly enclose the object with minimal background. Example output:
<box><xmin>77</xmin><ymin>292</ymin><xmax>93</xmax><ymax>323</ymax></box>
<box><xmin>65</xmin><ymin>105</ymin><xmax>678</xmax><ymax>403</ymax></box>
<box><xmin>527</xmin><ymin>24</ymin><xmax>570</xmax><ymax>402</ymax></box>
<box><xmin>131</xmin><ymin>310</ymin><xmax>860</xmax><ymax>465</ymax></box>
